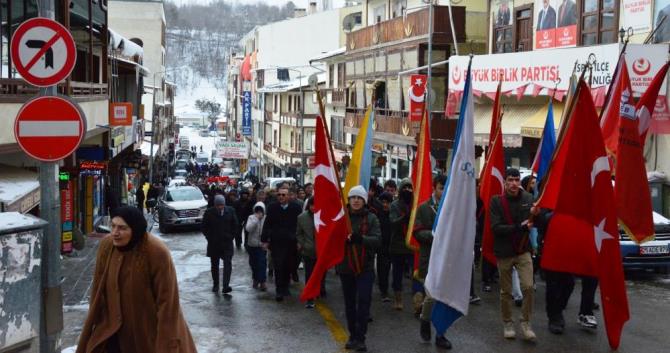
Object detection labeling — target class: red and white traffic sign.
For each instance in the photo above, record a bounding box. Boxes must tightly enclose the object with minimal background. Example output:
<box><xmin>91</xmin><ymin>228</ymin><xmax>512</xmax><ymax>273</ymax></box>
<box><xmin>10</xmin><ymin>17</ymin><xmax>76</xmax><ymax>87</ymax></box>
<box><xmin>14</xmin><ymin>96</ymin><xmax>86</xmax><ymax>162</ymax></box>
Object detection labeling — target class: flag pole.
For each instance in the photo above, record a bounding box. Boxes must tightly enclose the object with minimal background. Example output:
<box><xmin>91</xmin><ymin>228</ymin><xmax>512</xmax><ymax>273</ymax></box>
<box><xmin>315</xmin><ymin>89</ymin><xmax>352</xmax><ymax>232</ymax></box>
<box><xmin>536</xmin><ymin>64</ymin><xmax>589</xmax><ymax>206</ymax></box>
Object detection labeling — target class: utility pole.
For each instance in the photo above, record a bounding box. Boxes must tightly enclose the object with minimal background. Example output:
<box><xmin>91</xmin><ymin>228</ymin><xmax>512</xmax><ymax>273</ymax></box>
<box><xmin>38</xmin><ymin>1</ymin><xmax>64</xmax><ymax>353</ymax></box>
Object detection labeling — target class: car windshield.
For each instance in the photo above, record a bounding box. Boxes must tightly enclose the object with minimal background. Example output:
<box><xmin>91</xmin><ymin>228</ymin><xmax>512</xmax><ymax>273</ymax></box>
<box><xmin>165</xmin><ymin>188</ymin><xmax>203</xmax><ymax>202</ymax></box>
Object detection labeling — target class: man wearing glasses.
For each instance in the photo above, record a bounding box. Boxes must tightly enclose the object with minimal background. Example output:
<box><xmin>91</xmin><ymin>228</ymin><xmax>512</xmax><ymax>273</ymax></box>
<box><xmin>261</xmin><ymin>187</ymin><xmax>303</xmax><ymax>301</ymax></box>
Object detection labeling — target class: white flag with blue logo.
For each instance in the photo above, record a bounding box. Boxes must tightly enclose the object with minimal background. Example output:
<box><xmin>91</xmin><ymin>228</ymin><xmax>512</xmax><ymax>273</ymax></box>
<box><xmin>424</xmin><ymin>59</ymin><xmax>477</xmax><ymax>336</ymax></box>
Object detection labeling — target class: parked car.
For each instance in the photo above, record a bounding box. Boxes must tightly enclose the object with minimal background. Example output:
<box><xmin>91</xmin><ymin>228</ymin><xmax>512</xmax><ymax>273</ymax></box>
<box><xmin>195</xmin><ymin>152</ymin><xmax>209</xmax><ymax>164</ymax></box>
<box><xmin>155</xmin><ymin>185</ymin><xmax>207</xmax><ymax>233</ymax></box>
<box><xmin>173</xmin><ymin>169</ymin><xmax>188</xmax><ymax>178</ymax></box>
<box><xmin>619</xmin><ymin>211</ymin><xmax>670</xmax><ymax>272</ymax></box>
<box><xmin>199</xmin><ymin>129</ymin><xmax>209</xmax><ymax>137</ymax></box>
<box><xmin>209</xmin><ymin>131</ymin><xmax>218</xmax><ymax>137</ymax></box>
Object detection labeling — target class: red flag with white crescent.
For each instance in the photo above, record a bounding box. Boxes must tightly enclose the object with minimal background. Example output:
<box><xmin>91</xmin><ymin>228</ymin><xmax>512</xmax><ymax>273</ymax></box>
<box><xmin>300</xmin><ymin>116</ymin><xmax>351</xmax><ymax>301</ymax></box>
<box><xmin>409</xmin><ymin>74</ymin><xmax>427</xmax><ymax>121</ymax></box>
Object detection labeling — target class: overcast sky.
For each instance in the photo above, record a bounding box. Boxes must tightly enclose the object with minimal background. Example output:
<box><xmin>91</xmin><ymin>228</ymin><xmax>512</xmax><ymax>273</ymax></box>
<box><xmin>168</xmin><ymin>0</ymin><xmax>327</xmax><ymax>9</ymax></box>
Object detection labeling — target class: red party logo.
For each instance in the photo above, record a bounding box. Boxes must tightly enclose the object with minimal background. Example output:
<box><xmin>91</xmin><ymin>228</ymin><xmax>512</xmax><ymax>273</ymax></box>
<box><xmin>452</xmin><ymin>65</ymin><xmax>462</xmax><ymax>85</ymax></box>
<box><xmin>632</xmin><ymin>58</ymin><xmax>651</xmax><ymax>75</ymax></box>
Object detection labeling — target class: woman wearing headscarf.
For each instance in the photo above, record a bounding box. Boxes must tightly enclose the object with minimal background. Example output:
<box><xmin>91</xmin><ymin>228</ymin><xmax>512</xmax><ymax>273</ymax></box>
<box><xmin>76</xmin><ymin>206</ymin><xmax>197</xmax><ymax>353</ymax></box>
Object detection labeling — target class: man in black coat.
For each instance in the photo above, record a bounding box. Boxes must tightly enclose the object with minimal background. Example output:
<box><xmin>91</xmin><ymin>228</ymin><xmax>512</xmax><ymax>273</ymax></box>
<box><xmin>135</xmin><ymin>180</ymin><xmax>145</xmax><ymax>213</ymax></box>
<box><xmin>202</xmin><ymin>194</ymin><xmax>239</xmax><ymax>294</ymax></box>
<box><xmin>261</xmin><ymin>187</ymin><xmax>303</xmax><ymax>301</ymax></box>
<box><xmin>233</xmin><ymin>188</ymin><xmax>253</xmax><ymax>249</ymax></box>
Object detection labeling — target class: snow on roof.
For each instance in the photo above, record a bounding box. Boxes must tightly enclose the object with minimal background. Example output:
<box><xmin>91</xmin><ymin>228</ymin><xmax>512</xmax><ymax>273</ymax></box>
<box><xmin>112</xmin><ymin>56</ymin><xmax>151</xmax><ymax>77</ymax></box>
<box><xmin>140</xmin><ymin>141</ymin><xmax>160</xmax><ymax>157</ymax></box>
<box><xmin>108</xmin><ymin>28</ymin><xmax>144</xmax><ymax>58</ymax></box>
<box><xmin>310</xmin><ymin>47</ymin><xmax>346</xmax><ymax>63</ymax></box>
<box><xmin>0</xmin><ymin>165</ymin><xmax>39</xmax><ymax>206</ymax></box>
<box><xmin>0</xmin><ymin>212</ymin><xmax>44</xmax><ymax>232</ymax></box>
<box><xmin>258</xmin><ymin>73</ymin><xmax>326</xmax><ymax>93</ymax></box>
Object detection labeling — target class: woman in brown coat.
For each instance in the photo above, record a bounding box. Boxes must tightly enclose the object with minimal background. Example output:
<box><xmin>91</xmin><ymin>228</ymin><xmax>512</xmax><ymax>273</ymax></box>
<box><xmin>77</xmin><ymin>206</ymin><xmax>197</xmax><ymax>353</ymax></box>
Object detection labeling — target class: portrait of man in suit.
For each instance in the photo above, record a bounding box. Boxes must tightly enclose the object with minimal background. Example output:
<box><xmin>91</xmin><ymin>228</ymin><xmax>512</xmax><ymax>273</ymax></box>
<box><xmin>496</xmin><ymin>0</ymin><xmax>512</xmax><ymax>27</ymax></box>
<box><xmin>654</xmin><ymin>3</ymin><xmax>670</xmax><ymax>43</ymax></box>
<box><xmin>537</xmin><ymin>0</ymin><xmax>556</xmax><ymax>31</ymax></box>
<box><xmin>557</xmin><ymin>0</ymin><xmax>576</xmax><ymax>27</ymax></box>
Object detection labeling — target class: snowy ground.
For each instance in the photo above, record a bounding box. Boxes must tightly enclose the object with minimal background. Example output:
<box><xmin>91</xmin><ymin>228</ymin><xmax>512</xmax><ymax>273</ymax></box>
<box><xmin>176</xmin><ymin>125</ymin><xmax>219</xmax><ymax>157</ymax></box>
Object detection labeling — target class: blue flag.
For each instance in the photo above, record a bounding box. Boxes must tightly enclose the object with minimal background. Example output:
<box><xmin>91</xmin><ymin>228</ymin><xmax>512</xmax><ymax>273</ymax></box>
<box><xmin>533</xmin><ymin>101</ymin><xmax>557</xmax><ymax>187</ymax></box>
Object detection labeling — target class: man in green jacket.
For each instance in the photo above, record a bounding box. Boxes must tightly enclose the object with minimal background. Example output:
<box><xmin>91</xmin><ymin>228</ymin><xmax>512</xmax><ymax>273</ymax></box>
<box><xmin>296</xmin><ymin>197</ymin><xmax>325</xmax><ymax>308</ymax></box>
<box><xmin>490</xmin><ymin>168</ymin><xmax>540</xmax><ymax>341</ymax></box>
<box><xmin>413</xmin><ymin>175</ymin><xmax>452</xmax><ymax>349</ymax></box>
<box><xmin>389</xmin><ymin>178</ymin><xmax>414</xmax><ymax>310</ymax></box>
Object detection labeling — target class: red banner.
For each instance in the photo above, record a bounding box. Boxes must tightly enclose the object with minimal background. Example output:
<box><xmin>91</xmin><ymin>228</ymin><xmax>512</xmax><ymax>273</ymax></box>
<box><xmin>652</xmin><ymin>95</ymin><xmax>670</xmax><ymax>134</ymax></box>
<box><xmin>556</xmin><ymin>25</ymin><xmax>577</xmax><ymax>47</ymax></box>
<box><xmin>408</xmin><ymin>74</ymin><xmax>426</xmax><ymax>121</ymax></box>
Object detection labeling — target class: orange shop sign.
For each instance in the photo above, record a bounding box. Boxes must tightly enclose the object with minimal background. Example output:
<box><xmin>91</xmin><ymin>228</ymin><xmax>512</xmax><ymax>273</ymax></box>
<box><xmin>109</xmin><ymin>102</ymin><xmax>133</xmax><ymax>126</ymax></box>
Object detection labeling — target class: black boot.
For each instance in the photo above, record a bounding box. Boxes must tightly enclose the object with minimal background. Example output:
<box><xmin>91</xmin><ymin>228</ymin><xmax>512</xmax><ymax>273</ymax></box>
<box><xmin>420</xmin><ymin>319</ymin><xmax>431</xmax><ymax>342</ymax></box>
<box><xmin>345</xmin><ymin>337</ymin><xmax>358</xmax><ymax>349</ymax></box>
<box><xmin>435</xmin><ymin>336</ymin><xmax>452</xmax><ymax>349</ymax></box>
<box><xmin>212</xmin><ymin>283</ymin><xmax>219</xmax><ymax>293</ymax></box>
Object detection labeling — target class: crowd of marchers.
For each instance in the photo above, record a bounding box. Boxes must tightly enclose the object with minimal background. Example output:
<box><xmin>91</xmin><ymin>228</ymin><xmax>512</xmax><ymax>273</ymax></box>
<box><xmin>74</xmin><ymin>170</ymin><xmax>601</xmax><ymax>353</ymax></box>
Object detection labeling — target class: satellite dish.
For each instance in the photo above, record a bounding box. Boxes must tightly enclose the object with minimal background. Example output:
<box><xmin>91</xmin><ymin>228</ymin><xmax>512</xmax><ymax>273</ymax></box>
<box><xmin>308</xmin><ymin>74</ymin><xmax>319</xmax><ymax>89</ymax></box>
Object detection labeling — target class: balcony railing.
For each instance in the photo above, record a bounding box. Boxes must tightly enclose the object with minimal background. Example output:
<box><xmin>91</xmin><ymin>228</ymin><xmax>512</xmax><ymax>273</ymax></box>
<box><xmin>332</xmin><ymin>88</ymin><xmax>347</xmax><ymax>107</ymax></box>
<box><xmin>345</xmin><ymin>6</ymin><xmax>466</xmax><ymax>52</ymax></box>
<box><xmin>0</xmin><ymin>79</ymin><xmax>108</xmax><ymax>103</ymax></box>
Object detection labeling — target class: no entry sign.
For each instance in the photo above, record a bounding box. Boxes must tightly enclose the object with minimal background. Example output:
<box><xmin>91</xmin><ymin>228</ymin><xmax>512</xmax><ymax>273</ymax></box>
<box><xmin>10</xmin><ymin>17</ymin><xmax>76</xmax><ymax>87</ymax></box>
<box><xmin>14</xmin><ymin>96</ymin><xmax>86</xmax><ymax>162</ymax></box>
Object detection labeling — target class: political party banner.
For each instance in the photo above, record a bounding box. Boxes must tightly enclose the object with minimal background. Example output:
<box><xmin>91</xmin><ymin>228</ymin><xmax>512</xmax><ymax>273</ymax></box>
<box><xmin>535</xmin><ymin>0</ymin><xmax>577</xmax><ymax>49</ymax></box>
<box><xmin>653</xmin><ymin>0</ymin><xmax>670</xmax><ymax>43</ymax></box>
<box><xmin>623</xmin><ymin>0</ymin><xmax>652</xmax><ymax>33</ymax></box>
<box><xmin>408</xmin><ymin>74</ymin><xmax>427</xmax><ymax>121</ymax></box>
<box><xmin>448</xmin><ymin>43</ymin><xmax>667</xmax><ymax>98</ymax></box>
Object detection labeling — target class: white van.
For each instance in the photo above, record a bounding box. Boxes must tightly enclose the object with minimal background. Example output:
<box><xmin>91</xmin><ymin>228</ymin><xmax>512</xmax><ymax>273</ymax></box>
<box><xmin>179</xmin><ymin>136</ymin><xmax>189</xmax><ymax>149</ymax></box>
<box><xmin>266</xmin><ymin>177</ymin><xmax>296</xmax><ymax>189</ymax></box>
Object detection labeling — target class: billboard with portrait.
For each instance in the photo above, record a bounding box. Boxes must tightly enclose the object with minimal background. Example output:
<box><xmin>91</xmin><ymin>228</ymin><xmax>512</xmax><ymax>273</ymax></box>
<box><xmin>492</xmin><ymin>0</ymin><xmax>513</xmax><ymax>53</ymax></box>
<box><xmin>535</xmin><ymin>0</ymin><xmax>577</xmax><ymax>49</ymax></box>
<box><xmin>654</xmin><ymin>0</ymin><xmax>670</xmax><ymax>43</ymax></box>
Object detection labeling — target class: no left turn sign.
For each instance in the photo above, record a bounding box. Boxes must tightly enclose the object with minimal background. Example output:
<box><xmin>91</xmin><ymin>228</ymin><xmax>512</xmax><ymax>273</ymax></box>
<box><xmin>10</xmin><ymin>17</ymin><xmax>76</xmax><ymax>87</ymax></box>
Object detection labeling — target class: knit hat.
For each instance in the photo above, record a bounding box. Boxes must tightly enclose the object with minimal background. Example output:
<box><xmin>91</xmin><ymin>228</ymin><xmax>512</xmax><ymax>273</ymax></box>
<box><xmin>398</xmin><ymin>178</ymin><xmax>412</xmax><ymax>190</ymax></box>
<box><xmin>111</xmin><ymin>206</ymin><xmax>147</xmax><ymax>250</ymax></box>
<box><xmin>348</xmin><ymin>185</ymin><xmax>368</xmax><ymax>204</ymax></box>
<box><xmin>214</xmin><ymin>194</ymin><xmax>226</xmax><ymax>206</ymax></box>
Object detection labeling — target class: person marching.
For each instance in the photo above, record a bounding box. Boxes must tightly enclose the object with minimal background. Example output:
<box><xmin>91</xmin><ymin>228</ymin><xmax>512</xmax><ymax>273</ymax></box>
<box><xmin>339</xmin><ymin>185</ymin><xmax>381</xmax><ymax>352</ymax></box>
<box><xmin>202</xmin><ymin>195</ymin><xmax>239</xmax><ymax>294</ymax></box>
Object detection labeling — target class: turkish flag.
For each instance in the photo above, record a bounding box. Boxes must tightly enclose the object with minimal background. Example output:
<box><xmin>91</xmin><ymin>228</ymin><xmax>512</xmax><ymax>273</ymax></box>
<box><xmin>537</xmin><ymin>80</ymin><xmax>629</xmax><ymax>350</ymax></box>
<box><xmin>407</xmin><ymin>108</ymin><xmax>432</xmax><ymax>252</ymax></box>
<box><xmin>300</xmin><ymin>116</ymin><xmax>351</xmax><ymax>302</ymax></box>
<box><xmin>614</xmin><ymin>64</ymin><xmax>654</xmax><ymax>243</ymax></box>
<box><xmin>479</xmin><ymin>82</ymin><xmax>504</xmax><ymax>264</ymax></box>
<box><xmin>600</xmin><ymin>55</ymin><xmax>626</xmax><ymax>156</ymax></box>
<box><xmin>409</xmin><ymin>74</ymin><xmax>427</xmax><ymax>121</ymax></box>
<box><xmin>636</xmin><ymin>61</ymin><xmax>670</xmax><ymax>141</ymax></box>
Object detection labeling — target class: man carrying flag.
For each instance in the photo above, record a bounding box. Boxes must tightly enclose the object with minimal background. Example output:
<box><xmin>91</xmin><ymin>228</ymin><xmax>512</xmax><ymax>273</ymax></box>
<box><xmin>424</xmin><ymin>57</ymin><xmax>476</xmax><ymax>348</ymax></box>
<box><xmin>489</xmin><ymin>167</ymin><xmax>540</xmax><ymax>341</ymax></box>
<box><xmin>537</xmin><ymin>79</ymin><xmax>629</xmax><ymax>350</ymax></box>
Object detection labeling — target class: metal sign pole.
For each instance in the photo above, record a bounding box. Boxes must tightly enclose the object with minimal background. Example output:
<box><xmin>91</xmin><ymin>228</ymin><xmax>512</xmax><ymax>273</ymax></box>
<box><xmin>37</xmin><ymin>1</ymin><xmax>63</xmax><ymax>352</ymax></box>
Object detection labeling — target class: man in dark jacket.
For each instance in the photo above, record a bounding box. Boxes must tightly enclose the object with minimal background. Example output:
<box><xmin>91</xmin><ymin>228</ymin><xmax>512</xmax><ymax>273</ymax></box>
<box><xmin>375</xmin><ymin>192</ymin><xmax>393</xmax><ymax>302</ymax></box>
<box><xmin>261</xmin><ymin>187</ymin><xmax>303</xmax><ymax>301</ymax></box>
<box><xmin>490</xmin><ymin>168</ymin><xmax>540</xmax><ymax>341</ymax></box>
<box><xmin>337</xmin><ymin>185</ymin><xmax>381</xmax><ymax>352</ymax></box>
<box><xmin>296</xmin><ymin>197</ymin><xmax>324</xmax><ymax>308</ymax></box>
<box><xmin>389</xmin><ymin>178</ymin><xmax>414</xmax><ymax>310</ymax></box>
<box><xmin>135</xmin><ymin>180</ymin><xmax>145</xmax><ymax>213</ymax></box>
<box><xmin>202</xmin><ymin>195</ymin><xmax>239</xmax><ymax>294</ymax></box>
<box><xmin>233</xmin><ymin>188</ymin><xmax>253</xmax><ymax>249</ymax></box>
<box><xmin>414</xmin><ymin>175</ymin><xmax>451</xmax><ymax>349</ymax></box>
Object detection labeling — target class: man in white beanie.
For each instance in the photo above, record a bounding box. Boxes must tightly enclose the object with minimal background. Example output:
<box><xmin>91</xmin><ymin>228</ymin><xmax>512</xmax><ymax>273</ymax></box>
<box><xmin>338</xmin><ymin>185</ymin><xmax>381</xmax><ymax>352</ymax></box>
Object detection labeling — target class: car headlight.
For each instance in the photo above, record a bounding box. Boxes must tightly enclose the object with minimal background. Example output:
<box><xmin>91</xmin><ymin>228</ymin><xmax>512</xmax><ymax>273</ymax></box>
<box><xmin>198</xmin><ymin>205</ymin><xmax>207</xmax><ymax>216</ymax></box>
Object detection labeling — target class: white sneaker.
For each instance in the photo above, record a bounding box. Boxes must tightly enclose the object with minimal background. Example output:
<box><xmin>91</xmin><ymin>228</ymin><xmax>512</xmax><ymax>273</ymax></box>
<box><xmin>520</xmin><ymin>321</ymin><xmax>537</xmax><ymax>341</ymax></box>
<box><xmin>578</xmin><ymin>314</ymin><xmax>598</xmax><ymax>329</ymax></box>
<box><xmin>503</xmin><ymin>322</ymin><xmax>516</xmax><ymax>339</ymax></box>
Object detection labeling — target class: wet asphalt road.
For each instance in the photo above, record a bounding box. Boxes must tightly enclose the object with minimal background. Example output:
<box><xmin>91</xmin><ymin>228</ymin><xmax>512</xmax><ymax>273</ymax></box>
<box><xmin>61</xmin><ymin>226</ymin><xmax>670</xmax><ymax>353</ymax></box>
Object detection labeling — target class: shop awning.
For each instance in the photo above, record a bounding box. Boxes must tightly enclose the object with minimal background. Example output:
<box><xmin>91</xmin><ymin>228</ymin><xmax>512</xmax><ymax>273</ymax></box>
<box><xmin>0</xmin><ymin>165</ymin><xmax>40</xmax><ymax>214</ymax></box>
<box><xmin>474</xmin><ymin>104</ymin><xmax>544</xmax><ymax>148</ymax></box>
<box><xmin>520</xmin><ymin>102</ymin><xmax>565</xmax><ymax>138</ymax></box>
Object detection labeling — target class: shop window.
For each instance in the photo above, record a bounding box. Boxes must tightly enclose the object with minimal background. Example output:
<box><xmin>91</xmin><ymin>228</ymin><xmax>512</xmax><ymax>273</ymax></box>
<box><xmin>337</xmin><ymin>63</ymin><xmax>345</xmax><ymax>87</ymax></box>
<box><xmin>329</xmin><ymin>64</ymin><xmax>334</xmax><ymax>87</ymax></box>
<box><xmin>579</xmin><ymin>0</ymin><xmax>617</xmax><ymax>46</ymax></box>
